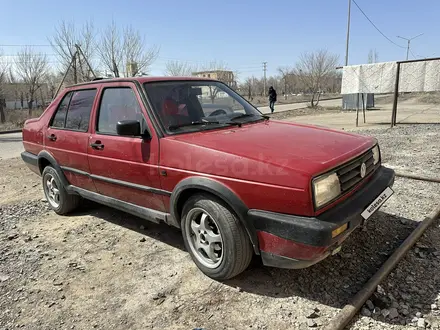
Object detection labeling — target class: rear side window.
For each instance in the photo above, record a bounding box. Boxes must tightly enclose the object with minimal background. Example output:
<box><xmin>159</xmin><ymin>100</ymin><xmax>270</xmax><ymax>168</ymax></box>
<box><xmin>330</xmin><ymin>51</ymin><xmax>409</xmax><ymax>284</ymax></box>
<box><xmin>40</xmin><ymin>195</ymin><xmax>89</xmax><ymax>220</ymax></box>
<box><xmin>51</xmin><ymin>92</ymin><xmax>72</xmax><ymax>128</ymax></box>
<box><xmin>65</xmin><ymin>89</ymin><xmax>97</xmax><ymax>131</ymax></box>
<box><xmin>97</xmin><ymin>87</ymin><xmax>146</xmax><ymax>135</ymax></box>
<box><xmin>50</xmin><ymin>89</ymin><xmax>97</xmax><ymax>132</ymax></box>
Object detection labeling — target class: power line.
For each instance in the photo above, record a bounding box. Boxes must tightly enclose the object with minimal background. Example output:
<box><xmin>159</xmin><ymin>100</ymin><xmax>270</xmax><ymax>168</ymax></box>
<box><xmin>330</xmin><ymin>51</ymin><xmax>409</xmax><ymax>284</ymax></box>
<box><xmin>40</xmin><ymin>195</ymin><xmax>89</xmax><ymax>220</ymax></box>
<box><xmin>0</xmin><ymin>44</ymin><xmax>52</xmax><ymax>47</ymax></box>
<box><xmin>409</xmin><ymin>49</ymin><xmax>418</xmax><ymax>60</ymax></box>
<box><xmin>351</xmin><ymin>0</ymin><xmax>406</xmax><ymax>49</ymax></box>
<box><xmin>1</xmin><ymin>53</ymin><xmax>58</xmax><ymax>57</ymax></box>
<box><xmin>397</xmin><ymin>34</ymin><xmax>424</xmax><ymax>60</ymax></box>
<box><xmin>1</xmin><ymin>51</ymin><xmax>263</xmax><ymax>68</ymax></box>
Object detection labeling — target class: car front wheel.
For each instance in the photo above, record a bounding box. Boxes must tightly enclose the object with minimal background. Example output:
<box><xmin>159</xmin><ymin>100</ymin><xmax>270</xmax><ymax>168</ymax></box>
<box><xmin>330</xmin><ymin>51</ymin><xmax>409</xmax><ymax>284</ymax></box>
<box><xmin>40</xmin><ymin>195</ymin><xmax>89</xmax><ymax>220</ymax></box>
<box><xmin>181</xmin><ymin>193</ymin><xmax>253</xmax><ymax>280</ymax></box>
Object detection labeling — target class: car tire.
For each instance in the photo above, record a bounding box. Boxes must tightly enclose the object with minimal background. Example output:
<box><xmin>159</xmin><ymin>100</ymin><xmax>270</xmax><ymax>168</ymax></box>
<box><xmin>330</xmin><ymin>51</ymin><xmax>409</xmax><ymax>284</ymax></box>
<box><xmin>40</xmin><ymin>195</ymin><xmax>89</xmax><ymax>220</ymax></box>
<box><xmin>181</xmin><ymin>193</ymin><xmax>253</xmax><ymax>280</ymax></box>
<box><xmin>42</xmin><ymin>166</ymin><xmax>80</xmax><ymax>215</ymax></box>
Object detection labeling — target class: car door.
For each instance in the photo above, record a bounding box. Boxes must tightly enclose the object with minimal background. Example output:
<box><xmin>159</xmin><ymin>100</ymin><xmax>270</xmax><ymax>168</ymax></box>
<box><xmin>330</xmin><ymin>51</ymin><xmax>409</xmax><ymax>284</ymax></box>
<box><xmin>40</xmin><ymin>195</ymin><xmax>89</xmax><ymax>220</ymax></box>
<box><xmin>87</xmin><ymin>82</ymin><xmax>166</xmax><ymax>212</ymax></box>
<box><xmin>45</xmin><ymin>88</ymin><xmax>98</xmax><ymax>192</ymax></box>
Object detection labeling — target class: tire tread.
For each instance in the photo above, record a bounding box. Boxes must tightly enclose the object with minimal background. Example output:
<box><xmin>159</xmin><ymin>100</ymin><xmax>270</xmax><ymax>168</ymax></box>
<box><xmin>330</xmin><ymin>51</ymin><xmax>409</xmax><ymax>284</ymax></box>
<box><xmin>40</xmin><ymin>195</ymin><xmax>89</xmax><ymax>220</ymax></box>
<box><xmin>181</xmin><ymin>193</ymin><xmax>253</xmax><ymax>280</ymax></box>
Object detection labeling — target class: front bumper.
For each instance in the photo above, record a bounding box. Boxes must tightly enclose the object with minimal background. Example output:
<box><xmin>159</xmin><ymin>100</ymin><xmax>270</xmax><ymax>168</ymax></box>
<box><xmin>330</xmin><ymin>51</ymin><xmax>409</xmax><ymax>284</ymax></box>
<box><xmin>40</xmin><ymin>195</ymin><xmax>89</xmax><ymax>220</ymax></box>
<box><xmin>248</xmin><ymin>166</ymin><xmax>395</xmax><ymax>269</ymax></box>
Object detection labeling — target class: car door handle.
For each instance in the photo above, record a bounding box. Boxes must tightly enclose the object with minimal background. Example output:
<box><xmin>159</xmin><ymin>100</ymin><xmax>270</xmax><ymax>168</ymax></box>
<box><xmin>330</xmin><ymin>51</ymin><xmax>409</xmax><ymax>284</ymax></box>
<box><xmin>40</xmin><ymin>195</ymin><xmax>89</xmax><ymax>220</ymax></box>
<box><xmin>47</xmin><ymin>134</ymin><xmax>57</xmax><ymax>141</ymax></box>
<box><xmin>90</xmin><ymin>142</ymin><xmax>104</xmax><ymax>150</ymax></box>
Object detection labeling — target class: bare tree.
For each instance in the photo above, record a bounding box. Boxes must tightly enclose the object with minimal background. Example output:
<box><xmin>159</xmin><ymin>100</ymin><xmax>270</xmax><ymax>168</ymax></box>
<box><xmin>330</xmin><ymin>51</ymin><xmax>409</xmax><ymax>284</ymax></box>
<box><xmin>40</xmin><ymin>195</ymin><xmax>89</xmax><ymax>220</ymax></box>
<box><xmin>98</xmin><ymin>23</ymin><xmax>159</xmax><ymax>77</ymax></box>
<box><xmin>368</xmin><ymin>49</ymin><xmax>379</xmax><ymax>64</ymax></box>
<box><xmin>123</xmin><ymin>25</ymin><xmax>159</xmax><ymax>76</ymax></box>
<box><xmin>45</xmin><ymin>72</ymin><xmax>61</xmax><ymax>100</ymax></box>
<box><xmin>253</xmin><ymin>77</ymin><xmax>265</xmax><ymax>97</ymax></box>
<box><xmin>98</xmin><ymin>20</ymin><xmax>123</xmax><ymax>77</ymax></box>
<box><xmin>278</xmin><ymin>66</ymin><xmax>302</xmax><ymax>96</ymax></box>
<box><xmin>294</xmin><ymin>49</ymin><xmax>339</xmax><ymax>107</ymax></box>
<box><xmin>231</xmin><ymin>70</ymin><xmax>240</xmax><ymax>90</ymax></box>
<box><xmin>49</xmin><ymin>20</ymin><xmax>97</xmax><ymax>83</ymax></box>
<box><xmin>15</xmin><ymin>47</ymin><xmax>48</xmax><ymax>115</ymax></box>
<box><xmin>277</xmin><ymin>66</ymin><xmax>290</xmax><ymax>97</ymax></box>
<box><xmin>8</xmin><ymin>70</ymin><xmax>22</xmax><ymax>109</ymax></box>
<box><xmin>164</xmin><ymin>60</ymin><xmax>195</xmax><ymax>76</ymax></box>
<box><xmin>241</xmin><ymin>77</ymin><xmax>254</xmax><ymax>100</ymax></box>
<box><xmin>0</xmin><ymin>50</ymin><xmax>8</xmax><ymax>123</ymax></box>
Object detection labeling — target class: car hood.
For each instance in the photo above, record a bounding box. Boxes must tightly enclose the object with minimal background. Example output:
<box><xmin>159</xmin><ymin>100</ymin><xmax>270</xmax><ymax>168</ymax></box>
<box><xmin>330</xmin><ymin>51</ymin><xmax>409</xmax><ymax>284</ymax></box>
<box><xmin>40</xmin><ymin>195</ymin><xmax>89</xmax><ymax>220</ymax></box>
<box><xmin>166</xmin><ymin>120</ymin><xmax>376</xmax><ymax>177</ymax></box>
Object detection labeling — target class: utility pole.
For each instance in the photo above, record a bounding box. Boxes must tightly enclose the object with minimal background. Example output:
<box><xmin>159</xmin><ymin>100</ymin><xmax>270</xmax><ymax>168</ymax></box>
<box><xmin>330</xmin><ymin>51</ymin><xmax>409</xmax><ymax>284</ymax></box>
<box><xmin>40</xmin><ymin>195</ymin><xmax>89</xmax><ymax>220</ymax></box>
<box><xmin>345</xmin><ymin>0</ymin><xmax>351</xmax><ymax>66</ymax></box>
<box><xmin>53</xmin><ymin>45</ymin><xmax>96</xmax><ymax>99</ymax></box>
<box><xmin>263</xmin><ymin>62</ymin><xmax>267</xmax><ymax>96</ymax></box>
<box><xmin>75</xmin><ymin>44</ymin><xmax>96</xmax><ymax>79</ymax></box>
<box><xmin>397</xmin><ymin>33</ymin><xmax>424</xmax><ymax>60</ymax></box>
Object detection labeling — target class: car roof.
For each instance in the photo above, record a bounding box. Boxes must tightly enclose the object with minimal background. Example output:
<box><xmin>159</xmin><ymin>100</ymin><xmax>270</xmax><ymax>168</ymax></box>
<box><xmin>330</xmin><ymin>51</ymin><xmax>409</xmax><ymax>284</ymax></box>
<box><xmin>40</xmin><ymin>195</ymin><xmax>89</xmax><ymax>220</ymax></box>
<box><xmin>66</xmin><ymin>76</ymin><xmax>216</xmax><ymax>88</ymax></box>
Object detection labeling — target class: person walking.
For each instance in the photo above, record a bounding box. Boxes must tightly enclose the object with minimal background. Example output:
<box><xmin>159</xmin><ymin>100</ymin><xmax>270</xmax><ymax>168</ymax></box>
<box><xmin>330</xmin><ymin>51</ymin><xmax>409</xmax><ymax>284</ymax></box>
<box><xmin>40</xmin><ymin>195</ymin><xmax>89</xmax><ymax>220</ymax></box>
<box><xmin>268</xmin><ymin>86</ymin><xmax>277</xmax><ymax>113</ymax></box>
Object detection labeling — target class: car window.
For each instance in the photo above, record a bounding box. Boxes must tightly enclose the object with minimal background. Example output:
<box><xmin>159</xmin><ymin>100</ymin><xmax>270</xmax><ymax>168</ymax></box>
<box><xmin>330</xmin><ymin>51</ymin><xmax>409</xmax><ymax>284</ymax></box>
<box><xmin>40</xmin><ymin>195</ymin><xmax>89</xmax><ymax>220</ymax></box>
<box><xmin>97</xmin><ymin>87</ymin><xmax>147</xmax><ymax>135</ymax></box>
<box><xmin>144</xmin><ymin>81</ymin><xmax>263</xmax><ymax>134</ymax></box>
<box><xmin>51</xmin><ymin>92</ymin><xmax>72</xmax><ymax>128</ymax></box>
<box><xmin>197</xmin><ymin>85</ymin><xmax>246</xmax><ymax>116</ymax></box>
<box><xmin>65</xmin><ymin>89</ymin><xmax>97</xmax><ymax>131</ymax></box>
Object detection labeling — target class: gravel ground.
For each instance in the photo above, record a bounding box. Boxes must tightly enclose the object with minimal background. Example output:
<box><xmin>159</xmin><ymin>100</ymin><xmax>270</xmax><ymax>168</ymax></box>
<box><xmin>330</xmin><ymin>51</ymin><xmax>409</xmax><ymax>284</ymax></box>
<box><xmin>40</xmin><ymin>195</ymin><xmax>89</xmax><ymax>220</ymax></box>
<box><xmin>0</xmin><ymin>124</ymin><xmax>439</xmax><ymax>330</ymax></box>
<box><xmin>349</xmin><ymin>125</ymin><xmax>440</xmax><ymax>180</ymax></box>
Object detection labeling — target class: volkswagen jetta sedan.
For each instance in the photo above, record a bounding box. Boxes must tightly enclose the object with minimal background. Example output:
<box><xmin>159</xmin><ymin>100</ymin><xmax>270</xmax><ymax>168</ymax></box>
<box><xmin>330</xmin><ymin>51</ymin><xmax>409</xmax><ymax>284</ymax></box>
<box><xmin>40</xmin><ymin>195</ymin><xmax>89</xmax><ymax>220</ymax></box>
<box><xmin>21</xmin><ymin>77</ymin><xmax>395</xmax><ymax>280</ymax></box>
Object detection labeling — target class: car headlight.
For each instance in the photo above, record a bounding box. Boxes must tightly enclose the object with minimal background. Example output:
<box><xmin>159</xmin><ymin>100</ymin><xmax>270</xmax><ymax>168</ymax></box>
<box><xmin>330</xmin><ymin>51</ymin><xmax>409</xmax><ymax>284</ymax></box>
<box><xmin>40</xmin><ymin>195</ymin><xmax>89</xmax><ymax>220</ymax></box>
<box><xmin>313</xmin><ymin>172</ymin><xmax>341</xmax><ymax>208</ymax></box>
<box><xmin>372</xmin><ymin>145</ymin><xmax>380</xmax><ymax>165</ymax></box>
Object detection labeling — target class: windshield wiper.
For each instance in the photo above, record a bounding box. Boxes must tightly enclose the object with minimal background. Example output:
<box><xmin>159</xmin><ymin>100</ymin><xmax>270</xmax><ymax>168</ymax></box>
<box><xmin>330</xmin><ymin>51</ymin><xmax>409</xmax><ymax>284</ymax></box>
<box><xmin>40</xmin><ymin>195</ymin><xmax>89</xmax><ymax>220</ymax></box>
<box><xmin>168</xmin><ymin>117</ymin><xmax>252</xmax><ymax>131</ymax></box>
<box><xmin>168</xmin><ymin>120</ymin><xmax>221</xmax><ymax>131</ymax></box>
<box><xmin>230</xmin><ymin>113</ymin><xmax>269</xmax><ymax>121</ymax></box>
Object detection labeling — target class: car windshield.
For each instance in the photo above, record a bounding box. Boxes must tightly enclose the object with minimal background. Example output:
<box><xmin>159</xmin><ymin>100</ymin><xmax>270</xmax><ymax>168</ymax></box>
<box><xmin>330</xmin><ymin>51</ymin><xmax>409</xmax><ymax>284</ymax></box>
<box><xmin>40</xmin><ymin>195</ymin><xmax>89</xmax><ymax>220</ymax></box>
<box><xmin>143</xmin><ymin>81</ymin><xmax>266</xmax><ymax>134</ymax></box>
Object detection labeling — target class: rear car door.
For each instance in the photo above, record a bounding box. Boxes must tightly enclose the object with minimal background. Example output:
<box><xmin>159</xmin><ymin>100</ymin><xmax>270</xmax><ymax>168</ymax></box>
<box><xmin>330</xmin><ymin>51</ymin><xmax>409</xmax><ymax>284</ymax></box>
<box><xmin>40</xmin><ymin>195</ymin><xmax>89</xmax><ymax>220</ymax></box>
<box><xmin>45</xmin><ymin>88</ymin><xmax>98</xmax><ymax>192</ymax></box>
<box><xmin>87</xmin><ymin>82</ymin><xmax>166</xmax><ymax>212</ymax></box>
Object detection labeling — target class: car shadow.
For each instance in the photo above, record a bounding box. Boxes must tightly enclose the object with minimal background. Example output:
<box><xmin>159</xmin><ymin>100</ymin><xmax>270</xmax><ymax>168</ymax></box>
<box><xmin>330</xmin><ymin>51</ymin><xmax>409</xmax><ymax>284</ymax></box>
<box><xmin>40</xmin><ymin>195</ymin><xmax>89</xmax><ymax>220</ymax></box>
<box><xmin>73</xmin><ymin>200</ymin><xmax>185</xmax><ymax>251</ymax></box>
<box><xmin>70</xmin><ymin>203</ymin><xmax>438</xmax><ymax>326</ymax></box>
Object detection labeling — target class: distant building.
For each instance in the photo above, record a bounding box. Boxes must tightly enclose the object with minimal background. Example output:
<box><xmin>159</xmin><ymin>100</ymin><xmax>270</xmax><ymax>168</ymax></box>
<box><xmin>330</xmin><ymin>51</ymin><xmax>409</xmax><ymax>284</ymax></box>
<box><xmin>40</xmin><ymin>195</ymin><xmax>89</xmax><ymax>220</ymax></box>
<box><xmin>192</xmin><ymin>70</ymin><xmax>236</xmax><ymax>88</ymax></box>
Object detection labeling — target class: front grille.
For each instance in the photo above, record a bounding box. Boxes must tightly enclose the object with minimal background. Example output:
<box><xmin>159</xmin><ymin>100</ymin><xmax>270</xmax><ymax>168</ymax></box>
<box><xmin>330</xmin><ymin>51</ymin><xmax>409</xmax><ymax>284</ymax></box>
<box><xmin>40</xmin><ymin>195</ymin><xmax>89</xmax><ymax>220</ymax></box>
<box><xmin>336</xmin><ymin>149</ymin><xmax>378</xmax><ymax>193</ymax></box>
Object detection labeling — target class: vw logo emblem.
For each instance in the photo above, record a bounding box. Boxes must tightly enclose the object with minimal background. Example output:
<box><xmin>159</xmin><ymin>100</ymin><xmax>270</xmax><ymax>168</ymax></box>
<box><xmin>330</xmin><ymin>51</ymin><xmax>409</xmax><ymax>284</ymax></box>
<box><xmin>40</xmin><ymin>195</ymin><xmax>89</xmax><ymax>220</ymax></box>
<box><xmin>360</xmin><ymin>163</ymin><xmax>367</xmax><ymax>178</ymax></box>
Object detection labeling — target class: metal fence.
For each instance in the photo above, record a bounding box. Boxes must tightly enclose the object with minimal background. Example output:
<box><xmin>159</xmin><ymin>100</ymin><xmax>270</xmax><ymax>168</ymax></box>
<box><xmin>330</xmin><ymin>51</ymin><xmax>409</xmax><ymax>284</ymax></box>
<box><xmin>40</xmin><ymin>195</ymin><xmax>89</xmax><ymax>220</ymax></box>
<box><xmin>390</xmin><ymin>57</ymin><xmax>440</xmax><ymax>127</ymax></box>
<box><xmin>340</xmin><ymin>57</ymin><xmax>440</xmax><ymax>127</ymax></box>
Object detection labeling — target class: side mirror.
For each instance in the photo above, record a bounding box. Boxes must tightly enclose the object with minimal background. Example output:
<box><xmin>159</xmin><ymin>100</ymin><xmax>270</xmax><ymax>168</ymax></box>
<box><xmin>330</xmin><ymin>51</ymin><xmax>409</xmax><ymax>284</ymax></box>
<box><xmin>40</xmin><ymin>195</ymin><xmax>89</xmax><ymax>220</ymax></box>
<box><xmin>116</xmin><ymin>120</ymin><xmax>151</xmax><ymax>139</ymax></box>
<box><xmin>116</xmin><ymin>120</ymin><xmax>141</xmax><ymax>136</ymax></box>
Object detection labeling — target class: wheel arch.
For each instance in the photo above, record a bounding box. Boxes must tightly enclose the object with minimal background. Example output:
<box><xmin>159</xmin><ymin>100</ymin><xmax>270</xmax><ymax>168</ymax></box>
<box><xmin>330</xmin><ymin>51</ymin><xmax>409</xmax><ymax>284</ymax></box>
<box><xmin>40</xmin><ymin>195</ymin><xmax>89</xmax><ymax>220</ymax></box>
<box><xmin>37</xmin><ymin>150</ymin><xmax>70</xmax><ymax>189</ymax></box>
<box><xmin>170</xmin><ymin>176</ymin><xmax>259</xmax><ymax>254</ymax></box>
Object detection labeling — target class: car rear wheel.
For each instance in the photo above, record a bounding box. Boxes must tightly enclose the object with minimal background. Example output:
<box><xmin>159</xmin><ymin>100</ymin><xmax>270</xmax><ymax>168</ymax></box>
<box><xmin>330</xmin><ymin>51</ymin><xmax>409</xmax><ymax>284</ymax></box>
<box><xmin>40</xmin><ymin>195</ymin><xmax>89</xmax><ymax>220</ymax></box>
<box><xmin>181</xmin><ymin>193</ymin><xmax>253</xmax><ymax>280</ymax></box>
<box><xmin>42</xmin><ymin>166</ymin><xmax>80</xmax><ymax>215</ymax></box>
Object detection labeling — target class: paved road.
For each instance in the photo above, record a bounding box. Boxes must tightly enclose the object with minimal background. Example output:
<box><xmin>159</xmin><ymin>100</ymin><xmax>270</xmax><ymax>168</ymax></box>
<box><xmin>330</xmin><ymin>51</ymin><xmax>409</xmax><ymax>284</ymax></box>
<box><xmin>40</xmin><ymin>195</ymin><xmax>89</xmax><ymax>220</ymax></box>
<box><xmin>257</xmin><ymin>98</ymin><xmax>342</xmax><ymax>114</ymax></box>
<box><xmin>0</xmin><ymin>132</ymin><xmax>23</xmax><ymax>161</ymax></box>
<box><xmin>289</xmin><ymin>100</ymin><xmax>440</xmax><ymax>129</ymax></box>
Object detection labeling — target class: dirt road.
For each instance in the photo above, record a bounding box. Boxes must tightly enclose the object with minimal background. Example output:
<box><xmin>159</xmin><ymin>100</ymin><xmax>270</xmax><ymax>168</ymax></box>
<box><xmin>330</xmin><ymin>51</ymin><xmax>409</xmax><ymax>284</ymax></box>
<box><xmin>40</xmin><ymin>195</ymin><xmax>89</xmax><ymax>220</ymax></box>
<box><xmin>289</xmin><ymin>98</ymin><xmax>440</xmax><ymax>129</ymax></box>
<box><xmin>1</xmin><ymin>125</ymin><xmax>440</xmax><ymax>330</ymax></box>
<box><xmin>0</xmin><ymin>132</ymin><xmax>23</xmax><ymax>160</ymax></box>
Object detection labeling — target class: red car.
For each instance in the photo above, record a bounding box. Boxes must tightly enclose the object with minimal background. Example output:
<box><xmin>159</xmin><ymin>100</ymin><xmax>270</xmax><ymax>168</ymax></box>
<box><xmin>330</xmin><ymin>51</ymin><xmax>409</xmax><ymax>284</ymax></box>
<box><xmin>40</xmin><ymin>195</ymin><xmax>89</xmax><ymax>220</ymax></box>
<box><xmin>21</xmin><ymin>77</ymin><xmax>395</xmax><ymax>280</ymax></box>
